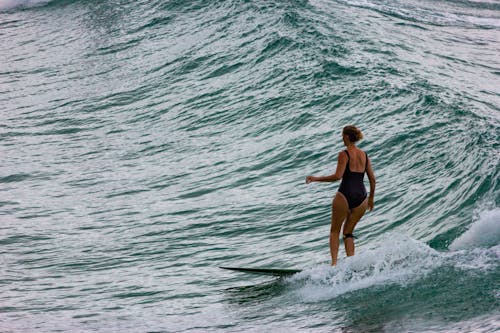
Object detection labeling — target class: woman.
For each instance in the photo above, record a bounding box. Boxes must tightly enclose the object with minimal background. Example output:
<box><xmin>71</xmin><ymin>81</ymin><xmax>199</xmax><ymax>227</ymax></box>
<box><xmin>306</xmin><ymin>126</ymin><xmax>376</xmax><ymax>266</ymax></box>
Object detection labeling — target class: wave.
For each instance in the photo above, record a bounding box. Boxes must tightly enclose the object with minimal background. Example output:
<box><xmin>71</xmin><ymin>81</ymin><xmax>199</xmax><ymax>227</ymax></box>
<box><xmin>286</xmin><ymin>232</ymin><xmax>498</xmax><ymax>303</ymax></box>
<box><xmin>288</xmin><ymin>235</ymin><xmax>441</xmax><ymax>301</ymax></box>
<box><xmin>332</xmin><ymin>0</ymin><xmax>500</xmax><ymax>28</ymax></box>
<box><xmin>0</xmin><ymin>0</ymin><xmax>51</xmax><ymax>11</ymax></box>
<box><xmin>450</xmin><ymin>208</ymin><xmax>500</xmax><ymax>250</ymax></box>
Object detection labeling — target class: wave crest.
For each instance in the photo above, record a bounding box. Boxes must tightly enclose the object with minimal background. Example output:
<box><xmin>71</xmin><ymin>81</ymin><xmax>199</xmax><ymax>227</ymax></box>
<box><xmin>450</xmin><ymin>208</ymin><xmax>500</xmax><ymax>250</ymax></box>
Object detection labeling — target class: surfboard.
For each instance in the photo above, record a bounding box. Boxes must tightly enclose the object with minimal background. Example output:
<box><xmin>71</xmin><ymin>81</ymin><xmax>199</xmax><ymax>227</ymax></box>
<box><xmin>220</xmin><ymin>266</ymin><xmax>302</xmax><ymax>276</ymax></box>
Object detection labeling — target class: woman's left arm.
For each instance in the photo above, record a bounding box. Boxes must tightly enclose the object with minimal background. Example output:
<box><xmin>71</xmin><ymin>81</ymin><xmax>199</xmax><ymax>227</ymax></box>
<box><xmin>366</xmin><ymin>156</ymin><xmax>376</xmax><ymax>210</ymax></box>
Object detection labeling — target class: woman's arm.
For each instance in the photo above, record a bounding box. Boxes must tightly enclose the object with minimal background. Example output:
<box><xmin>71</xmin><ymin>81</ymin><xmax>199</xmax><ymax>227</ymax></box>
<box><xmin>306</xmin><ymin>151</ymin><xmax>347</xmax><ymax>184</ymax></box>
<box><xmin>366</xmin><ymin>156</ymin><xmax>376</xmax><ymax>211</ymax></box>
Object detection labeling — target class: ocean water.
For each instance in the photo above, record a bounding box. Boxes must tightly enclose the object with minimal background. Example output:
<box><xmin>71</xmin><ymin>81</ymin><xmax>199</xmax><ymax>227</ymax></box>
<box><xmin>1</xmin><ymin>0</ymin><xmax>499</xmax><ymax>332</ymax></box>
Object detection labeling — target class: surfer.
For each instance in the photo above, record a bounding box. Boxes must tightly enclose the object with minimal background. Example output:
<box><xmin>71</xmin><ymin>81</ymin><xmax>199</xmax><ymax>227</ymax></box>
<box><xmin>306</xmin><ymin>125</ymin><xmax>376</xmax><ymax>266</ymax></box>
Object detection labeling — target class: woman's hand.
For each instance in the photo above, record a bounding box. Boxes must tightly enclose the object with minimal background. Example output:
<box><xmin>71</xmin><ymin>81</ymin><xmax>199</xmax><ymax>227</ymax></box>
<box><xmin>306</xmin><ymin>176</ymin><xmax>315</xmax><ymax>184</ymax></box>
<box><xmin>368</xmin><ymin>196</ymin><xmax>374</xmax><ymax>211</ymax></box>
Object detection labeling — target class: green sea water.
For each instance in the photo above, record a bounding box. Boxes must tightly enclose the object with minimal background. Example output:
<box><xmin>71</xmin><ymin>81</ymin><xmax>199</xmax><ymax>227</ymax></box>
<box><xmin>1</xmin><ymin>0</ymin><xmax>499</xmax><ymax>332</ymax></box>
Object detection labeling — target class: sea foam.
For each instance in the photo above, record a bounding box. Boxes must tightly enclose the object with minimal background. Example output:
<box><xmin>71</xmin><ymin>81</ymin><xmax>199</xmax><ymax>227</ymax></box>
<box><xmin>287</xmin><ymin>234</ymin><xmax>442</xmax><ymax>302</ymax></box>
<box><xmin>288</xmin><ymin>209</ymin><xmax>500</xmax><ymax>303</ymax></box>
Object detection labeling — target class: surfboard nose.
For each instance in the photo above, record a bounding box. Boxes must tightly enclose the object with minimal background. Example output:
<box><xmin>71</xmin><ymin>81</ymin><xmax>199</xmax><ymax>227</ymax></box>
<box><xmin>220</xmin><ymin>266</ymin><xmax>302</xmax><ymax>276</ymax></box>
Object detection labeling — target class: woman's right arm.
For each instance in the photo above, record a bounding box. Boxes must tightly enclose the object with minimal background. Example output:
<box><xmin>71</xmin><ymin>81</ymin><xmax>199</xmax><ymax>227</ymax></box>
<box><xmin>366</xmin><ymin>156</ymin><xmax>376</xmax><ymax>211</ymax></box>
<box><xmin>306</xmin><ymin>151</ymin><xmax>347</xmax><ymax>184</ymax></box>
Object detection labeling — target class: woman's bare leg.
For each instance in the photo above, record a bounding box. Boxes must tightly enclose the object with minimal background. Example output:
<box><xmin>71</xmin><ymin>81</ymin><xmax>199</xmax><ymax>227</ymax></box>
<box><xmin>330</xmin><ymin>192</ymin><xmax>349</xmax><ymax>266</ymax></box>
<box><xmin>343</xmin><ymin>198</ymin><xmax>367</xmax><ymax>257</ymax></box>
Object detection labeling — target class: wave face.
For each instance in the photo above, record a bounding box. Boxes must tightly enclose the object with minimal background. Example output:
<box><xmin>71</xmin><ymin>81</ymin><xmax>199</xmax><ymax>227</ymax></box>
<box><xmin>1</xmin><ymin>0</ymin><xmax>498</xmax><ymax>332</ymax></box>
<box><xmin>0</xmin><ymin>0</ymin><xmax>51</xmax><ymax>11</ymax></box>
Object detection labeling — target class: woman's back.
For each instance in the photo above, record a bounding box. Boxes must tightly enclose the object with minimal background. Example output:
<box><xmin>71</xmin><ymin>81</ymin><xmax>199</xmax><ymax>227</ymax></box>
<box><xmin>344</xmin><ymin>147</ymin><xmax>366</xmax><ymax>173</ymax></box>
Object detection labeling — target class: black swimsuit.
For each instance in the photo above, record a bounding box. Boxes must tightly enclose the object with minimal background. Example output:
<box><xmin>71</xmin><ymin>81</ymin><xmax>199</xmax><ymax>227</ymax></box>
<box><xmin>338</xmin><ymin>150</ymin><xmax>367</xmax><ymax>209</ymax></box>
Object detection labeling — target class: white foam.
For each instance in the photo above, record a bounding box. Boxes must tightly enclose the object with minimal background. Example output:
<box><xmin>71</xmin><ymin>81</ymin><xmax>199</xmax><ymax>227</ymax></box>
<box><xmin>288</xmin><ymin>234</ymin><xmax>443</xmax><ymax>302</ymax></box>
<box><xmin>448</xmin><ymin>244</ymin><xmax>500</xmax><ymax>272</ymax></box>
<box><xmin>0</xmin><ymin>0</ymin><xmax>50</xmax><ymax>11</ymax></box>
<box><xmin>286</xmin><ymin>209</ymin><xmax>500</xmax><ymax>303</ymax></box>
<box><xmin>449</xmin><ymin>208</ymin><xmax>500</xmax><ymax>251</ymax></box>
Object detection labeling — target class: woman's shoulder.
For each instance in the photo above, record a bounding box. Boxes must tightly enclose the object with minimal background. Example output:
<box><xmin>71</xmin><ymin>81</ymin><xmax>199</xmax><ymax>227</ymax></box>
<box><xmin>339</xmin><ymin>149</ymin><xmax>349</xmax><ymax>156</ymax></box>
<box><xmin>337</xmin><ymin>150</ymin><xmax>349</xmax><ymax>160</ymax></box>
<box><xmin>345</xmin><ymin>147</ymin><xmax>364</xmax><ymax>155</ymax></box>
<box><xmin>351</xmin><ymin>147</ymin><xmax>367</xmax><ymax>160</ymax></box>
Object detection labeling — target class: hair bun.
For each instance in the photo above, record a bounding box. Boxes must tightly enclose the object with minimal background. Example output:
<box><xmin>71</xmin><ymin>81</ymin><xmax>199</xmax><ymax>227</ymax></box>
<box><xmin>343</xmin><ymin>125</ymin><xmax>363</xmax><ymax>142</ymax></box>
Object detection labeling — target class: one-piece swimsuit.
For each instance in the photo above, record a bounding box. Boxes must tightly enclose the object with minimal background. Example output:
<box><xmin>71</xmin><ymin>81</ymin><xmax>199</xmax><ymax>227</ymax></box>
<box><xmin>338</xmin><ymin>150</ymin><xmax>367</xmax><ymax>209</ymax></box>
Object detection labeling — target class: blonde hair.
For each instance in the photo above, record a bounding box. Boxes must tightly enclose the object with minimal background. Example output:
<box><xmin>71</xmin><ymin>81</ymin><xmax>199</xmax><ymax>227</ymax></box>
<box><xmin>343</xmin><ymin>125</ymin><xmax>363</xmax><ymax>142</ymax></box>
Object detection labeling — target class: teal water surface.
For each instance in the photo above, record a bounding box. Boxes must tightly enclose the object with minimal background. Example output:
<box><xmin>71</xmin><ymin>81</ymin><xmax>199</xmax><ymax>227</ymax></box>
<box><xmin>1</xmin><ymin>0</ymin><xmax>499</xmax><ymax>332</ymax></box>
